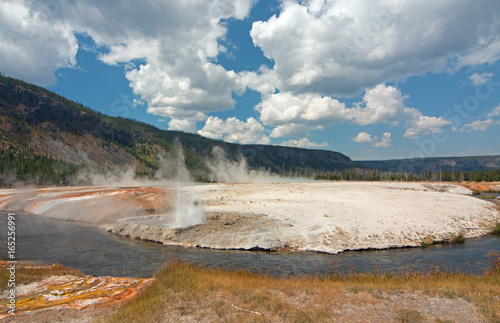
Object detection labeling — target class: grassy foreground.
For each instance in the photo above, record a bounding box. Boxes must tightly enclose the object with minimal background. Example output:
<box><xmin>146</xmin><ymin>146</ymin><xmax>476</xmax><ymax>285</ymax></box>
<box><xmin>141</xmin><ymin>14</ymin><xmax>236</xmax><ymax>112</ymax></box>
<box><xmin>100</xmin><ymin>254</ymin><xmax>500</xmax><ymax>323</ymax></box>
<box><xmin>0</xmin><ymin>261</ymin><xmax>84</xmax><ymax>290</ymax></box>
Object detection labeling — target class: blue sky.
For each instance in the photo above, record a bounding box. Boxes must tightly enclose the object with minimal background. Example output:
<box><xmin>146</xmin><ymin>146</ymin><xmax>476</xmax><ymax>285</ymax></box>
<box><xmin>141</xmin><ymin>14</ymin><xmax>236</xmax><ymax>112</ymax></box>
<box><xmin>1</xmin><ymin>0</ymin><xmax>500</xmax><ymax>160</ymax></box>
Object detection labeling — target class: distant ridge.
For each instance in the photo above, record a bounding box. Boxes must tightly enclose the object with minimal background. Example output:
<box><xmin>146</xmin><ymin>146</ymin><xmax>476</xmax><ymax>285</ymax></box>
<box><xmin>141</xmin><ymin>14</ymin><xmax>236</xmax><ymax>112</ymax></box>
<box><xmin>356</xmin><ymin>155</ymin><xmax>500</xmax><ymax>173</ymax></box>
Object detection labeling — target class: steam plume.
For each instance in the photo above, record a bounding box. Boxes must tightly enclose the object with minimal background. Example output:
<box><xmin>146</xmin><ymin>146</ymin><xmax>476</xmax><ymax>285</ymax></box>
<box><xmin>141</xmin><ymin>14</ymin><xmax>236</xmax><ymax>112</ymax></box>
<box><xmin>207</xmin><ymin>146</ymin><xmax>280</xmax><ymax>183</ymax></box>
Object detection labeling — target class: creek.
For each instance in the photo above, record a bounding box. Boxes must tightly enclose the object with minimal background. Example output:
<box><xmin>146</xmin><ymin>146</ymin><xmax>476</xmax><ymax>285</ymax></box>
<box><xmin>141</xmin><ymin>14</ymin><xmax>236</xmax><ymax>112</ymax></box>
<box><xmin>1</xmin><ymin>212</ymin><xmax>499</xmax><ymax>278</ymax></box>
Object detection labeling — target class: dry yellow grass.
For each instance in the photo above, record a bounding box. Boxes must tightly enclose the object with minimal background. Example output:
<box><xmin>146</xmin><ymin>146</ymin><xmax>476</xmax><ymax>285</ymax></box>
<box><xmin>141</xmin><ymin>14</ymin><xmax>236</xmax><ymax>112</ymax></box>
<box><xmin>0</xmin><ymin>261</ymin><xmax>84</xmax><ymax>290</ymax></box>
<box><xmin>100</xmin><ymin>257</ymin><xmax>500</xmax><ymax>323</ymax></box>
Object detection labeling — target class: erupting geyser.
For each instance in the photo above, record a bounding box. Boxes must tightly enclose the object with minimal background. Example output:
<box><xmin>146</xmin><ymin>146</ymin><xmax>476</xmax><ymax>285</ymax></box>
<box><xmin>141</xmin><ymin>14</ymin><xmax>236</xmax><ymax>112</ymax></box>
<box><xmin>110</xmin><ymin>187</ymin><xmax>205</xmax><ymax>230</ymax></box>
<box><xmin>163</xmin><ymin>139</ymin><xmax>205</xmax><ymax>228</ymax></box>
<box><xmin>172</xmin><ymin>190</ymin><xmax>205</xmax><ymax>228</ymax></box>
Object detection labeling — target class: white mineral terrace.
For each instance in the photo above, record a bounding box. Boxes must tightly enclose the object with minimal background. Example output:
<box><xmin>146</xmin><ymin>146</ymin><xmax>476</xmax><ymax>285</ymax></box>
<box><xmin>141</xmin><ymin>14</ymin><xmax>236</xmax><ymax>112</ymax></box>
<box><xmin>183</xmin><ymin>182</ymin><xmax>499</xmax><ymax>253</ymax></box>
<box><xmin>1</xmin><ymin>182</ymin><xmax>499</xmax><ymax>254</ymax></box>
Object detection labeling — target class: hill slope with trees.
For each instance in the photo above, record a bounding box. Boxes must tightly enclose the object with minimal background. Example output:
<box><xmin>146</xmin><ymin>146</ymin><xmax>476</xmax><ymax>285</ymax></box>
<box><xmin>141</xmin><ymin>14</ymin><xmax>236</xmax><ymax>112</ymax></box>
<box><xmin>0</xmin><ymin>75</ymin><xmax>354</xmax><ymax>185</ymax></box>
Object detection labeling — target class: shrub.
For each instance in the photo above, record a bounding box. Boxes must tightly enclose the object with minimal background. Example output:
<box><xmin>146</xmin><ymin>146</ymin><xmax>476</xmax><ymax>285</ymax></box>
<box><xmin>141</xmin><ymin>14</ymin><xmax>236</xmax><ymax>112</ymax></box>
<box><xmin>396</xmin><ymin>308</ymin><xmax>424</xmax><ymax>323</ymax></box>
<box><xmin>493</xmin><ymin>222</ymin><xmax>500</xmax><ymax>235</ymax></box>
<box><xmin>420</xmin><ymin>234</ymin><xmax>436</xmax><ymax>247</ymax></box>
<box><xmin>487</xmin><ymin>250</ymin><xmax>500</xmax><ymax>269</ymax></box>
<box><xmin>449</xmin><ymin>233</ymin><xmax>465</xmax><ymax>244</ymax></box>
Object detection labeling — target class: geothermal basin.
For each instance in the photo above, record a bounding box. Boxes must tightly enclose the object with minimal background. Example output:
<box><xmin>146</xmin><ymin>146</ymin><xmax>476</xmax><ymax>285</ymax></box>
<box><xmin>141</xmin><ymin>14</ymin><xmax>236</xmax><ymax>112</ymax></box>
<box><xmin>109</xmin><ymin>182</ymin><xmax>499</xmax><ymax>253</ymax></box>
<box><xmin>2</xmin><ymin>182</ymin><xmax>499</xmax><ymax>255</ymax></box>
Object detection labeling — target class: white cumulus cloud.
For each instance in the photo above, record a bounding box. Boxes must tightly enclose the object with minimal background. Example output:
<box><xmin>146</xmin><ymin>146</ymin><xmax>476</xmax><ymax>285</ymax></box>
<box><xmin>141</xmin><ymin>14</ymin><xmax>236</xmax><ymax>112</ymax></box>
<box><xmin>0</xmin><ymin>0</ymin><xmax>254</xmax><ymax>129</ymax></box>
<box><xmin>197</xmin><ymin>116</ymin><xmax>270</xmax><ymax>145</ymax></box>
<box><xmin>270</xmin><ymin>124</ymin><xmax>322</xmax><ymax>138</ymax></box>
<box><xmin>260</xmin><ymin>84</ymin><xmax>450</xmax><ymax>140</ymax></box>
<box><xmin>403</xmin><ymin>114</ymin><xmax>452</xmax><ymax>139</ymax></box>
<box><xmin>167</xmin><ymin>117</ymin><xmax>203</xmax><ymax>133</ymax></box>
<box><xmin>257</xmin><ymin>92</ymin><xmax>352</xmax><ymax>127</ymax></box>
<box><xmin>250</xmin><ymin>0</ymin><xmax>500</xmax><ymax>96</ymax></box>
<box><xmin>0</xmin><ymin>0</ymin><xmax>78</xmax><ymax>85</ymax></box>
<box><xmin>0</xmin><ymin>0</ymin><xmax>497</xmax><ymax>145</ymax></box>
<box><xmin>351</xmin><ymin>84</ymin><xmax>405</xmax><ymax>126</ymax></box>
<box><xmin>352</xmin><ymin>131</ymin><xmax>392</xmax><ymax>147</ymax></box>
<box><xmin>281</xmin><ymin>138</ymin><xmax>329</xmax><ymax>149</ymax></box>
<box><xmin>373</xmin><ymin>132</ymin><xmax>392</xmax><ymax>148</ymax></box>
<box><xmin>352</xmin><ymin>132</ymin><xmax>375</xmax><ymax>143</ymax></box>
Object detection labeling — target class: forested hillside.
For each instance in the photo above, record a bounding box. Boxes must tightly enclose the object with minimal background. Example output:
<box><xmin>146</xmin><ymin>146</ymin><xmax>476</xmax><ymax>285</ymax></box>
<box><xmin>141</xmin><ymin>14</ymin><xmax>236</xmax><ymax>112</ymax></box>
<box><xmin>0</xmin><ymin>75</ymin><xmax>354</xmax><ymax>185</ymax></box>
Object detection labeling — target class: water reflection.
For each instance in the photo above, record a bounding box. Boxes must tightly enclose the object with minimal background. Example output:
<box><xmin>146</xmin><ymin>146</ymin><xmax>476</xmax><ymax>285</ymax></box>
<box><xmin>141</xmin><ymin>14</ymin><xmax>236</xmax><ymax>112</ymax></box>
<box><xmin>1</xmin><ymin>213</ymin><xmax>498</xmax><ymax>278</ymax></box>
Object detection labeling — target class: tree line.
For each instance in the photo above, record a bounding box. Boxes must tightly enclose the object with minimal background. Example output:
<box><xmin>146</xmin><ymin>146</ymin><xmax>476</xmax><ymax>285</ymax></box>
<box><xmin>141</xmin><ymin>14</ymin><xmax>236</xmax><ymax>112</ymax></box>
<box><xmin>1</xmin><ymin>145</ymin><xmax>499</xmax><ymax>187</ymax></box>
<box><xmin>0</xmin><ymin>146</ymin><xmax>78</xmax><ymax>186</ymax></box>
<box><xmin>314</xmin><ymin>168</ymin><xmax>500</xmax><ymax>182</ymax></box>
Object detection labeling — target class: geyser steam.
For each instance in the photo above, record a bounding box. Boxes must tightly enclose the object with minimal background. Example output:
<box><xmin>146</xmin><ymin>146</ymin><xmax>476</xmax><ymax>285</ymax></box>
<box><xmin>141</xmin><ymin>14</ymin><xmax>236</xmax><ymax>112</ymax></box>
<box><xmin>163</xmin><ymin>140</ymin><xmax>205</xmax><ymax>228</ymax></box>
<box><xmin>207</xmin><ymin>146</ymin><xmax>280</xmax><ymax>183</ymax></box>
<box><xmin>170</xmin><ymin>190</ymin><xmax>203</xmax><ymax>228</ymax></box>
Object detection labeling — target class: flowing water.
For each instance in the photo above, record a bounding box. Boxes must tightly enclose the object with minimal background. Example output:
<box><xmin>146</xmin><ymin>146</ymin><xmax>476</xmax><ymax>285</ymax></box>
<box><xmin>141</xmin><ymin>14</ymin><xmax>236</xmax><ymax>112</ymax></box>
<box><xmin>1</xmin><ymin>212</ymin><xmax>499</xmax><ymax>278</ymax></box>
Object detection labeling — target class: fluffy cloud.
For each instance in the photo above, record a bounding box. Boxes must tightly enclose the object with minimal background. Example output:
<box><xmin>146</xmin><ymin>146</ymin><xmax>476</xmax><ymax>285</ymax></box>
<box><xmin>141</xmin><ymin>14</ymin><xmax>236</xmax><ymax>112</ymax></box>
<box><xmin>281</xmin><ymin>138</ymin><xmax>329</xmax><ymax>149</ymax></box>
<box><xmin>352</xmin><ymin>131</ymin><xmax>391</xmax><ymax>147</ymax></box>
<box><xmin>352</xmin><ymin>132</ymin><xmax>375</xmax><ymax>143</ymax></box>
<box><xmin>403</xmin><ymin>114</ymin><xmax>452</xmax><ymax>139</ymax></box>
<box><xmin>352</xmin><ymin>84</ymin><xmax>405</xmax><ymax>126</ymax></box>
<box><xmin>0</xmin><ymin>0</ymin><xmax>253</xmax><ymax>124</ymax></box>
<box><xmin>197</xmin><ymin>116</ymin><xmax>270</xmax><ymax>145</ymax></box>
<box><xmin>270</xmin><ymin>124</ymin><xmax>322</xmax><ymax>138</ymax></box>
<box><xmin>0</xmin><ymin>0</ymin><xmax>78</xmax><ymax>85</ymax></box>
<box><xmin>456</xmin><ymin>119</ymin><xmax>494</xmax><ymax>132</ymax></box>
<box><xmin>1</xmin><ymin>0</ymin><xmax>498</xmax><ymax>145</ymax></box>
<box><xmin>373</xmin><ymin>132</ymin><xmax>392</xmax><ymax>148</ymax></box>
<box><xmin>250</xmin><ymin>0</ymin><xmax>500</xmax><ymax>96</ymax></box>
<box><xmin>470</xmin><ymin>72</ymin><xmax>493</xmax><ymax>86</ymax></box>
<box><xmin>129</xmin><ymin>62</ymin><xmax>239</xmax><ymax>120</ymax></box>
<box><xmin>238</xmin><ymin>66</ymin><xmax>279</xmax><ymax>95</ymax></box>
<box><xmin>257</xmin><ymin>92</ymin><xmax>351</xmax><ymax>127</ymax></box>
<box><xmin>4</xmin><ymin>0</ymin><xmax>499</xmax><ymax>97</ymax></box>
<box><xmin>167</xmin><ymin>117</ymin><xmax>203</xmax><ymax>133</ymax></box>
<box><xmin>259</xmin><ymin>84</ymin><xmax>450</xmax><ymax>140</ymax></box>
<box><xmin>91</xmin><ymin>0</ymin><xmax>253</xmax><ymax>124</ymax></box>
